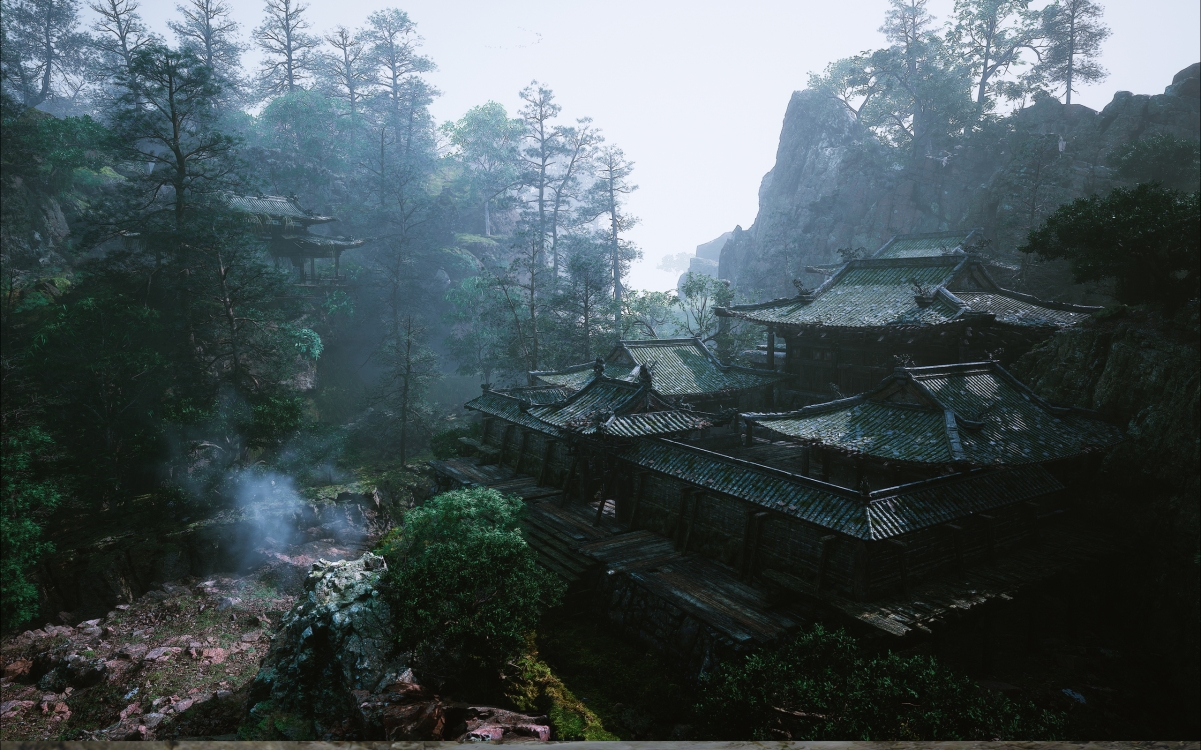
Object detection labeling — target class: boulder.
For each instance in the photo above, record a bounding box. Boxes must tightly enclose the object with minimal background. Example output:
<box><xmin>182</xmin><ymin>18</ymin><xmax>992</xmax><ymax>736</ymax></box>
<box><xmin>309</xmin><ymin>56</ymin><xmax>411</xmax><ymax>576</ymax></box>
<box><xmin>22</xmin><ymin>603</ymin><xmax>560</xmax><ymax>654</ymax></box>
<box><xmin>246</xmin><ymin>552</ymin><xmax>549</xmax><ymax>741</ymax></box>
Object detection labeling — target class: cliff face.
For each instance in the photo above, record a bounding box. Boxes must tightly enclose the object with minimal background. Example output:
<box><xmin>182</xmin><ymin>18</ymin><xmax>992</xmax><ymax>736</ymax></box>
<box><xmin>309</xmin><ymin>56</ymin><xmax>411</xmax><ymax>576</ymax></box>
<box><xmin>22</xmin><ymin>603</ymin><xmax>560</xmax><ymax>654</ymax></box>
<box><xmin>723</xmin><ymin>63</ymin><xmax>1201</xmax><ymax>301</ymax></box>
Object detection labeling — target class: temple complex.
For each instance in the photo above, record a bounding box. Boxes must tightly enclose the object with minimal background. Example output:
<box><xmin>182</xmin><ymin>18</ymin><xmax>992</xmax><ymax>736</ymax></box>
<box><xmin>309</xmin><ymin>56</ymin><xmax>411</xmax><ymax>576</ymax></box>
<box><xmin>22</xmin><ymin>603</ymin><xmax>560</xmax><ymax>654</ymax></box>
<box><xmin>717</xmin><ymin>230</ymin><xmax>1099</xmax><ymax>406</ymax></box>
<box><xmin>429</xmin><ymin>229</ymin><xmax>1121</xmax><ymax>677</ymax></box>
<box><xmin>224</xmin><ymin>194</ymin><xmax>366</xmax><ymax>284</ymax></box>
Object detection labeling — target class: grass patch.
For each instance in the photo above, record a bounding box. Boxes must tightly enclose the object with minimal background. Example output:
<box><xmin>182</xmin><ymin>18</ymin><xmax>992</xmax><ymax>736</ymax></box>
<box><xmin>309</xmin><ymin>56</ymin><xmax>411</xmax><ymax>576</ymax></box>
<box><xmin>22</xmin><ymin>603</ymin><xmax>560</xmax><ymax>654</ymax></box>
<box><xmin>501</xmin><ymin>635</ymin><xmax>616</xmax><ymax>741</ymax></box>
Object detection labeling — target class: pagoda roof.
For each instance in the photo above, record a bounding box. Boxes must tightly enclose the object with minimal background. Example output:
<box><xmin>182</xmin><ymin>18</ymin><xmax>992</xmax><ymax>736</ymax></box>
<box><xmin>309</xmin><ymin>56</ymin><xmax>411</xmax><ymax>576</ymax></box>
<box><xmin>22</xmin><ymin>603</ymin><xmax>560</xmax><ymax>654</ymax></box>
<box><xmin>271</xmin><ymin>234</ymin><xmax>367</xmax><ymax>258</ymax></box>
<box><xmin>718</xmin><ymin>255</ymin><xmax>1097</xmax><ymax>331</ymax></box>
<box><xmin>224</xmin><ymin>194</ymin><xmax>336</xmax><ymax>225</ymax></box>
<box><xmin>744</xmin><ymin>362</ymin><xmax>1123</xmax><ymax>466</ymax></box>
<box><xmin>871</xmin><ymin>229</ymin><xmax>981</xmax><ymax>259</ymax></box>
<box><xmin>530</xmin><ymin>338</ymin><xmax>787</xmax><ymax>397</ymax></box>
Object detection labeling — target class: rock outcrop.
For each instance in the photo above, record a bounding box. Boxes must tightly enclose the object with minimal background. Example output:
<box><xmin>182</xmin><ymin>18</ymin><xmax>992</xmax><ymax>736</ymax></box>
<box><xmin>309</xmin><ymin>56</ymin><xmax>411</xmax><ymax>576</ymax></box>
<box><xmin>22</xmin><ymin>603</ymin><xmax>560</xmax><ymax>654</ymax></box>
<box><xmin>722</xmin><ymin>64</ymin><xmax>1200</xmax><ymax>301</ymax></box>
<box><xmin>245</xmin><ymin>553</ymin><xmax>550</xmax><ymax>741</ymax></box>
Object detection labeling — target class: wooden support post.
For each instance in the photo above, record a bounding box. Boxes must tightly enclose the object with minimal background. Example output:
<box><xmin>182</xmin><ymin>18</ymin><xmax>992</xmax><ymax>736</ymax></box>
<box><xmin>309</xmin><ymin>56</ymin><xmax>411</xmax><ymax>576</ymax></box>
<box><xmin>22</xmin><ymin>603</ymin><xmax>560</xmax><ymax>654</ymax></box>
<box><xmin>852</xmin><ymin>540</ymin><xmax>870</xmax><ymax>601</ymax></box>
<box><xmin>888</xmin><ymin>539</ymin><xmax>911</xmax><ymax>595</ymax></box>
<box><xmin>514</xmin><ymin>428</ymin><xmax>529</xmax><ymax>471</ymax></box>
<box><xmin>815</xmin><ymin>534</ymin><xmax>837</xmax><ymax>595</ymax></box>
<box><xmin>946</xmin><ymin>523</ymin><xmax>965</xmax><ymax>573</ymax></box>
<box><xmin>628</xmin><ymin>472</ymin><xmax>647</xmax><ymax>529</ymax></box>
<box><xmin>593</xmin><ymin>459</ymin><xmax>611</xmax><ymax>526</ymax></box>
<box><xmin>537</xmin><ymin>440</ymin><xmax>555</xmax><ymax>486</ymax></box>
<box><xmin>500</xmin><ymin>424</ymin><xmax>514</xmax><ymax>466</ymax></box>
<box><xmin>744</xmin><ymin>420</ymin><xmax>754</xmax><ymax>446</ymax></box>
<box><xmin>560</xmin><ymin>455</ymin><xmax>579</xmax><ymax>506</ymax></box>
<box><xmin>979</xmin><ymin>513</ymin><xmax>997</xmax><ymax>562</ymax></box>
<box><xmin>1024</xmin><ymin>501</ymin><xmax>1042</xmax><ymax>550</ymax></box>
<box><xmin>681</xmin><ymin>493</ymin><xmax>702</xmax><ymax>553</ymax></box>
<box><xmin>310</xmin><ymin>256</ymin><xmax>316</xmax><ymax>282</ymax></box>
<box><xmin>818</xmin><ymin>447</ymin><xmax>830</xmax><ymax>482</ymax></box>
<box><xmin>800</xmin><ymin>446</ymin><xmax>811</xmax><ymax>477</ymax></box>
<box><xmin>766</xmin><ymin>327</ymin><xmax>776</xmax><ymax>371</ymax></box>
<box><xmin>674</xmin><ymin>489</ymin><xmax>693</xmax><ymax>550</ymax></box>
<box><xmin>741</xmin><ymin>511</ymin><xmax>769</xmax><ymax>579</ymax></box>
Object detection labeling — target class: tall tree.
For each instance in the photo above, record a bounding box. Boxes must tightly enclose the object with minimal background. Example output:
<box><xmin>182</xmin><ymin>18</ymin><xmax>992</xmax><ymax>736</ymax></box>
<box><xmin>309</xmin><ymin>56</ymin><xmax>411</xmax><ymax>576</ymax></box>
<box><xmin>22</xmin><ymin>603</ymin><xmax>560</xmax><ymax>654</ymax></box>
<box><xmin>169</xmin><ymin>0</ymin><xmax>243</xmax><ymax>95</ymax></box>
<box><xmin>444</xmin><ymin>102</ymin><xmax>522</xmax><ymax>236</ymax></box>
<box><xmin>588</xmin><ymin>146</ymin><xmax>637</xmax><ymax>335</ymax></box>
<box><xmin>320</xmin><ymin>26</ymin><xmax>370</xmax><ymax>117</ymax></box>
<box><xmin>253</xmin><ymin>0</ymin><xmax>318</xmax><ymax>97</ymax></box>
<box><xmin>103</xmin><ymin>44</ymin><xmax>236</xmax><ymax>237</ymax></box>
<box><xmin>364</xmin><ymin>8</ymin><xmax>434</xmax><ymax>152</ymax></box>
<box><xmin>949</xmin><ymin>0</ymin><xmax>1040</xmax><ymax>106</ymax></box>
<box><xmin>517</xmin><ymin>82</ymin><xmax>562</xmax><ymax>266</ymax></box>
<box><xmin>552</xmin><ymin>234</ymin><xmax>613</xmax><ymax>361</ymax></box>
<box><xmin>89</xmin><ymin>0</ymin><xmax>156</xmax><ymax>85</ymax></box>
<box><xmin>0</xmin><ymin>0</ymin><xmax>89</xmax><ymax>108</ymax></box>
<box><xmin>1037</xmin><ymin>0</ymin><xmax>1109</xmax><ymax>105</ymax></box>
<box><xmin>547</xmin><ymin>118</ymin><xmax>601</xmax><ymax>279</ymax></box>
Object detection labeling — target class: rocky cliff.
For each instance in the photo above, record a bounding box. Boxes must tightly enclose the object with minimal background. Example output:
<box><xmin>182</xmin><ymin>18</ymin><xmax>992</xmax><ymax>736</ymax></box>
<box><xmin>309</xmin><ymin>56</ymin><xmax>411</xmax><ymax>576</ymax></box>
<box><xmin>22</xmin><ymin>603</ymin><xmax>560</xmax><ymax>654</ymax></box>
<box><xmin>721</xmin><ymin>64</ymin><xmax>1200</xmax><ymax>301</ymax></box>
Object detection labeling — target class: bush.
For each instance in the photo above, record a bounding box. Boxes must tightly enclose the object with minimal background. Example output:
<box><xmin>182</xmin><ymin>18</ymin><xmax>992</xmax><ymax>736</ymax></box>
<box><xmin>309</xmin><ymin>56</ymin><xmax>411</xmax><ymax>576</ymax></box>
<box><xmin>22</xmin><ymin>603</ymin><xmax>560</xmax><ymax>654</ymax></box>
<box><xmin>428</xmin><ymin>421</ymin><xmax>481</xmax><ymax>460</ymax></box>
<box><xmin>379</xmin><ymin>487</ymin><xmax>563</xmax><ymax>676</ymax></box>
<box><xmin>1</xmin><ymin>428</ymin><xmax>62</xmax><ymax>631</ymax></box>
<box><xmin>694</xmin><ymin>624</ymin><xmax>1064</xmax><ymax>740</ymax></box>
<box><xmin>1108</xmin><ymin>133</ymin><xmax>1201</xmax><ymax>192</ymax></box>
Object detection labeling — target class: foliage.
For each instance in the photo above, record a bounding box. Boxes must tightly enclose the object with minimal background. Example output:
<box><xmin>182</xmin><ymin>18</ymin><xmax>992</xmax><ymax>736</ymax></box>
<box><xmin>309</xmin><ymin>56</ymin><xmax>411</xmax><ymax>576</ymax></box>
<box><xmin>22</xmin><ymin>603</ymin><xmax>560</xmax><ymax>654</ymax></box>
<box><xmin>378</xmin><ymin>488</ymin><xmax>564</xmax><ymax>675</ymax></box>
<box><xmin>503</xmin><ymin>635</ymin><xmax>619</xmax><ymax>741</ymax></box>
<box><xmin>694</xmin><ymin>624</ymin><xmax>1065</xmax><ymax>740</ymax></box>
<box><xmin>1</xmin><ymin>427</ymin><xmax>62</xmax><ymax>631</ymax></box>
<box><xmin>1108</xmin><ymin>134</ymin><xmax>1201</xmax><ymax>193</ymax></box>
<box><xmin>1020</xmin><ymin>183</ymin><xmax>1200</xmax><ymax>310</ymax></box>
<box><xmin>428</xmin><ymin>421</ymin><xmax>480</xmax><ymax>460</ymax></box>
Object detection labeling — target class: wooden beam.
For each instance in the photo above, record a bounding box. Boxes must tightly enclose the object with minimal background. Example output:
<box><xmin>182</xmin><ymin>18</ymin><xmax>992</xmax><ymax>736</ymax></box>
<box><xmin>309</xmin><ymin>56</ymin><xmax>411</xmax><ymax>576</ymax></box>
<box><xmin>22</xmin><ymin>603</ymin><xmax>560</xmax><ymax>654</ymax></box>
<box><xmin>513</xmin><ymin>428</ymin><xmax>529</xmax><ymax>471</ymax></box>
<box><xmin>741</xmin><ymin>512</ymin><xmax>770</xmax><ymax>580</ymax></box>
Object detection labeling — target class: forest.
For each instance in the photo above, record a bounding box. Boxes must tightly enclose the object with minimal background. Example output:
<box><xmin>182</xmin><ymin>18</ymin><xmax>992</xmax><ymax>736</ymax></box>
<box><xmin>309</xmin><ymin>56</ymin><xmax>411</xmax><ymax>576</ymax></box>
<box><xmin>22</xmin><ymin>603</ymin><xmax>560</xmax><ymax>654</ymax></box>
<box><xmin>1</xmin><ymin>0</ymin><xmax>1198</xmax><ymax>742</ymax></box>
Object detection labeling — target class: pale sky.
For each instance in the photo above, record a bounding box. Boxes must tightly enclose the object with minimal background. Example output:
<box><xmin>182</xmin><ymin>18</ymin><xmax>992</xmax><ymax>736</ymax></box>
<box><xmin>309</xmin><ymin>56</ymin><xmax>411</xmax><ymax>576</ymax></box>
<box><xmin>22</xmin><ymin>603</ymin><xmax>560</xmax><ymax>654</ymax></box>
<box><xmin>127</xmin><ymin>0</ymin><xmax>1200</xmax><ymax>291</ymax></box>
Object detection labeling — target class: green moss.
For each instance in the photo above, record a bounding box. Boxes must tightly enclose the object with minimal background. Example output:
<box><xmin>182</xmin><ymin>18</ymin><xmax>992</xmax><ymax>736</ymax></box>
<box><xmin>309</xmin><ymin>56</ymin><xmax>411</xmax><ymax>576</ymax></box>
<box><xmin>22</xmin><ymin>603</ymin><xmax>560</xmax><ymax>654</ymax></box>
<box><xmin>502</xmin><ymin>637</ymin><xmax>617</xmax><ymax>741</ymax></box>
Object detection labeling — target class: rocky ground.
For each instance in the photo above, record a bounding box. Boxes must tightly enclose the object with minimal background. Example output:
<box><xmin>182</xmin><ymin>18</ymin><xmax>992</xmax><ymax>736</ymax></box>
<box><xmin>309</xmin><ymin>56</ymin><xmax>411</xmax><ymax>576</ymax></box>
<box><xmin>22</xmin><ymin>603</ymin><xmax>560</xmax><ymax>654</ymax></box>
<box><xmin>0</xmin><ymin>536</ymin><xmax>359</xmax><ymax>741</ymax></box>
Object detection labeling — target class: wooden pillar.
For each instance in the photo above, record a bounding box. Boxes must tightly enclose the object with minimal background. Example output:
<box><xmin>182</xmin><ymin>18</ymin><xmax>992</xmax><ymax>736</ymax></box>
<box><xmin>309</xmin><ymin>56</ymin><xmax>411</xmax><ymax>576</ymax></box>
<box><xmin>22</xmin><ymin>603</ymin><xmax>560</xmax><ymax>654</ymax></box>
<box><xmin>1025</xmin><ymin>501</ymin><xmax>1042</xmax><ymax>550</ymax></box>
<box><xmin>500</xmin><ymin>424</ymin><xmax>514</xmax><ymax>466</ymax></box>
<box><xmin>537</xmin><ymin>439</ymin><xmax>555</xmax><ymax>486</ymax></box>
<box><xmin>800</xmin><ymin>446</ymin><xmax>811</xmax><ymax>477</ymax></box>
<box><xmin>674</xmin><ymin>489</ymin><xmax>693</xmax><ymax>550</ymax></box>
<box><xmin>744</xmin><ymin>420</ymin><xmax>754</xmax><ymax>446</ymax></box>
<box><xmin>979</xmin><ymin>513</ymin><xmax>997</xmax><ymax>562</ymax></box>
<box><xmin>628</xmin><ymin>472</ymin><xmax>647</xmax><ymax>529</ymax></box>
<box><xmin>310</xmin><ymin>256</ymin><xmax>316</xmax><ymax>282</ymax></box>
<box><xmin>815</xmin><ymin>534</ymin><xmax>837</xmax><ymax>595</ymax></box>
<box><xmin>946</xmin><ymin>523</ymin><xmax>965</xmax><ymax>573</ymax></box>
<box><xmin>852</xmin><ymin>541</ymin><xmax>871</xmax><ymax>600</ymax></box>
<box><xmin>513</xmin><ymin>427</ymin><xmax>529</xmax><ymax>471</ymax></box>
<box><xmin>740</xmin><ymin>511</ymin><xmax>769</xmax><ymax>579</ymax></box>
<box><xmin>593</xmin><ymin>457</ymin><xmax>611</xmax><ymax>526</ymax></box>
<box><xmin>888</xmin><ymin>539</ymin><xmax>910</xmax><ymax>595</ymax></box>
<box><xmin>818</xmin><ymin>447</ymin><xmax>830</xmax><ymax>482</ymax></box>
<box><xmin>681</xmin><ymin>493</ymin><xmax>703</xmax><ymax>552</ymax></box>
<box><xmin>560</xmin><ymin>455</ymin><xmax>579</xmax><ymax>506</ymax></box>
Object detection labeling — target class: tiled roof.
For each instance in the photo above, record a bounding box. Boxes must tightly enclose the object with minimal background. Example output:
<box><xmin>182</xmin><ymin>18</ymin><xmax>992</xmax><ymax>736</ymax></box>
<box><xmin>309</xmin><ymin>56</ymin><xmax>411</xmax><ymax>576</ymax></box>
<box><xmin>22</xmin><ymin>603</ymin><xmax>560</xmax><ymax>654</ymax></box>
<box><xmin>748</xmin><ymin>362</ymin><xmax>1123</xmax><ymax>466</ymax></box>
<box><xmin>597</xmin><ymin>411</ymin><xmax>718</xmax><ymax>437</ymax></box>
<box><xmin>529</xmin><ymin>379</ymin><xmax>653</xmax><ymax>430</ymax></box>
<box><xmin>952</xmin><ymin>292</ymin><xmax>1094</xmax><ymax>327</ymax></box>
<box><xmin>279</xmin><ymin>235</ymin><xmax>365</xmax><ymax>249</ymax></box>
<box><xmin>723</xmin><ymin>255</ymin><xmax>1097</xmax><ymax>331</ymax></box>
<box><xmin>464</xmin><ymin>391</ymin><xmax>563</xmax><ymax>436</ymax></box>
<box><xmin>224</xmin><ymin>194</ymin><xmax>335</xmax><ymax>224</ymax></box>
<box><xmin>620</xmin><ymin>439</ymin><xmax>1061</xmax><ymax>540</ymax></box>
<box><xmin>500</xmin><ymin>386</ymin><xmax>574</xmax><ymax>405</ymax></box>
<box><xmin>530</xmin><ymin>339</ymin><xmax>786</xmax><ymax>397</ymax></box>
<box><xmin>531</xmin><ymin>363</ymin><xmax>633</xmax><ymax>390</ymax></box>
<box><xmin>728</xmin><ymin>257</ymin><xmax>967</xmax><ymax>329</ymax></box>
<box><xmin>872</xmin><ymin>230</ymin><xmax>979</xmax><ymax>259</ymax></box>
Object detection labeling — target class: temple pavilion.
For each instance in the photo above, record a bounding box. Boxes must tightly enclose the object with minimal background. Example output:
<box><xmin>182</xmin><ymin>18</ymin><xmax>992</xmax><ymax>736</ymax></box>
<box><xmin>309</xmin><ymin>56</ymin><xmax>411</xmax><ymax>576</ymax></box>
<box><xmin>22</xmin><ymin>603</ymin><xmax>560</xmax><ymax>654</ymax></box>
<box><xmin>529</xmin><ymin>338</ymin><xmax>788</xmax><ymax>411</ymax></box>
<box><xmin>717</xmin><ymin>230</ymin><xmax>1099</xmax><ymax>405</ymax></box>
<box><xmin>224</xmin><ymin>194</ymin><xmax>365</xmax><ymax>284</ymax></box>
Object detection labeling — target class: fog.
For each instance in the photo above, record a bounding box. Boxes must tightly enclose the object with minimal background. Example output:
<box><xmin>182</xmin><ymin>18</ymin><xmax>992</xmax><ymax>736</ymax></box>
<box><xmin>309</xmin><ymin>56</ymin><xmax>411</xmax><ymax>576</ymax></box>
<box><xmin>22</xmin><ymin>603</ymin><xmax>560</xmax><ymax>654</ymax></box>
<box><xmin>111</xmin><ymin>0</ymin><xmax>1201</xmax><ymax>292</ymax></box>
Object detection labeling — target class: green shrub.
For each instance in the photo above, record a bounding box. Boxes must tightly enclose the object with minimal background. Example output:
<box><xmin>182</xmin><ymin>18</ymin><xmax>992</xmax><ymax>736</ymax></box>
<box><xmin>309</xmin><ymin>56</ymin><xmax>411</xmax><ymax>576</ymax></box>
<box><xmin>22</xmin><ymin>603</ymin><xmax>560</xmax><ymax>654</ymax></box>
<box><xmin>379</xmin><ymin>487</ymin><xmax>563</xmax><ymax>675</ymax></box>
<box><xmin>694</xmin><ymin>624</ymin><xmax>1064</xmax><ymax>740</ymax></box>
<box><xmin>1</xmin><ymin>428</ymin><xmax>62</xmax><ymax>631</ymax></box>
<box><xmin>428</xmin><ymin>422</ymin><xmax>481</xmax><ymax>460</ymax></box>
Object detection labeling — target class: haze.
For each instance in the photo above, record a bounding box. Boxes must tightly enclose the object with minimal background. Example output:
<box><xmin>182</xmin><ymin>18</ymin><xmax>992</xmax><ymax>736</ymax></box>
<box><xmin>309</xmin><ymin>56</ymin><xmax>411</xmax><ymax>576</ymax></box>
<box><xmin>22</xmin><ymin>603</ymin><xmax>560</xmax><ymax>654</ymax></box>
<box><xmin>124</xmin><ymin>0</ymin><xmax>1200</xmax><ymax>291</ymax></box>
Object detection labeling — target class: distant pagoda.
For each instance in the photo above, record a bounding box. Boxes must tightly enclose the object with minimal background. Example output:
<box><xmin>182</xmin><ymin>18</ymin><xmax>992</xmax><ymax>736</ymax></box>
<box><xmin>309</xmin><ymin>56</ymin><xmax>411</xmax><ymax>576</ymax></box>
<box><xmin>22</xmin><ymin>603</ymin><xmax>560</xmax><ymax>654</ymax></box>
<box><xmin>224</xmin><ymin>194</ymin><xmax>365</xmax><ymax>284</ymax></box>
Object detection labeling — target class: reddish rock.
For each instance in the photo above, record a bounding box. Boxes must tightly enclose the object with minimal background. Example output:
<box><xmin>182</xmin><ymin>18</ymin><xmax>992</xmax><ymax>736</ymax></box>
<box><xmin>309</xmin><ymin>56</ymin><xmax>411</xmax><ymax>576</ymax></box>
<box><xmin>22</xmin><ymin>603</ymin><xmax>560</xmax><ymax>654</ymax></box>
<box><xmin>3</xmin><ymin>658</ymin><xmax>32</xmax><ymax>680</ymax></box>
